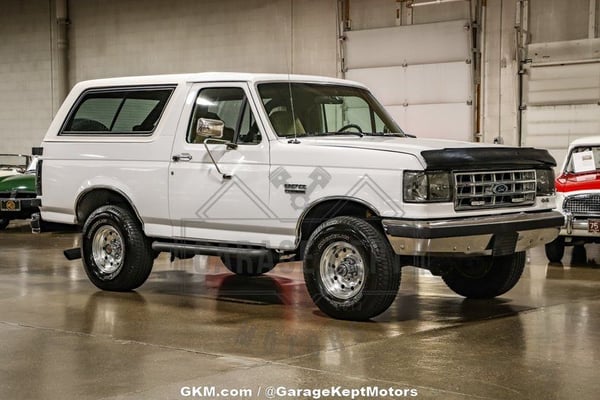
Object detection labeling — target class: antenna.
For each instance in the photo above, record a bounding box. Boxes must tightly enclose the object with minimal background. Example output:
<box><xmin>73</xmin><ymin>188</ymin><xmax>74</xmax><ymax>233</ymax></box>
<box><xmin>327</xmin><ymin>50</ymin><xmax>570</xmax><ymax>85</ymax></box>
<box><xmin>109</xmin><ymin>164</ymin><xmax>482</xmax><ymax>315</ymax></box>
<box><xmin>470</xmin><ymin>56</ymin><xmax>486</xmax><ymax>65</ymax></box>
<box><xmin>287</xmin><ymin>0</ymin><xmax>300</xmax><ymax>144</ymax></box>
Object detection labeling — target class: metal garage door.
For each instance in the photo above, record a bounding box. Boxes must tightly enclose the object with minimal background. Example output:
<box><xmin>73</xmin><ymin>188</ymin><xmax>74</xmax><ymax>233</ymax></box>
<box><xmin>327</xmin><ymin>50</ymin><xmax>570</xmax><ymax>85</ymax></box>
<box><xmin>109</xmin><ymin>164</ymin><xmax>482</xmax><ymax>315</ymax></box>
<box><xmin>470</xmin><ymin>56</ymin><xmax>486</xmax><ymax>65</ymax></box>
<box><xmin>521</xmin><ymin>55</ymin><xmax>600</xmax><ymax>165</ymax></box>
<box><xmin>344</xmin><ymin>20</ymin><xmax>474</xmax><ymax>141</ymax></box>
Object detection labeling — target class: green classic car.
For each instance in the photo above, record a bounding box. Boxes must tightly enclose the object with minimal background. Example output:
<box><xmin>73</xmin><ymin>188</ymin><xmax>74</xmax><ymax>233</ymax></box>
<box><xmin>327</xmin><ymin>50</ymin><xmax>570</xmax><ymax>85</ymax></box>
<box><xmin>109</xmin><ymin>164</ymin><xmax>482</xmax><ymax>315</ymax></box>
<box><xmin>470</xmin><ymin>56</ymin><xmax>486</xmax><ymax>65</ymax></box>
<box><xmin>0</xmin><ymin>154</ymin><xmax>38</xmax><ymax>230</ymax></box>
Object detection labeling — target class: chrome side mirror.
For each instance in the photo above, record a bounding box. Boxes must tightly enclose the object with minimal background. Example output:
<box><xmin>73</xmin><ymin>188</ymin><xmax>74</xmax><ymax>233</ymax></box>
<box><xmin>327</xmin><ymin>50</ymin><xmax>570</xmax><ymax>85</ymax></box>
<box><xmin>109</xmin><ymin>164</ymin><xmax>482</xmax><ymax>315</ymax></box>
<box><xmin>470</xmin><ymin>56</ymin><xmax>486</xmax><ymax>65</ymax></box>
<box><xmin>196</xmin><ymin>118</ymin><xmax>224</xmax><ymax>138</ymax></box>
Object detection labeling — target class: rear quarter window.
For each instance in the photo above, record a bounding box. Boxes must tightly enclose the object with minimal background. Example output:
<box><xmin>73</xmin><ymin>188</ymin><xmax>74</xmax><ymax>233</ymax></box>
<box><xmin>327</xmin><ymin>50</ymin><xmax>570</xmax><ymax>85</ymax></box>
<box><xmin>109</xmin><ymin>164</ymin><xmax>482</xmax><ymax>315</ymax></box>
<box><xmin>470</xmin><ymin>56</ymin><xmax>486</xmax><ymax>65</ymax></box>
<box><xmin>61</xmin><ymin>86</ymin><xmax>175</xmax><ymax>135</ymax></box>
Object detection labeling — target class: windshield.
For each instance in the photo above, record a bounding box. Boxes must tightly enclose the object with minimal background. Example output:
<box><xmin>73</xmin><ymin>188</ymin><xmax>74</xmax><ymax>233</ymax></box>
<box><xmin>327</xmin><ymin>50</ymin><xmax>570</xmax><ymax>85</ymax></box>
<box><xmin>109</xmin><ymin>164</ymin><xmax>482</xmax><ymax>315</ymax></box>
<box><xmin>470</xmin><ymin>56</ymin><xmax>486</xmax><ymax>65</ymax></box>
<box><xmin>257</xmin><ymin>82</ymin><xmax>404</xmax><ymax>138</ymax></box>
<box><xmin>0</xmin><ymin>154</ymin><xmax>30</xmax><ymax>173</ymax></box>
<box><xmin>566</xmin><ymin>146</ymin><xmax>600</xmax><ymax>173</ymax></box>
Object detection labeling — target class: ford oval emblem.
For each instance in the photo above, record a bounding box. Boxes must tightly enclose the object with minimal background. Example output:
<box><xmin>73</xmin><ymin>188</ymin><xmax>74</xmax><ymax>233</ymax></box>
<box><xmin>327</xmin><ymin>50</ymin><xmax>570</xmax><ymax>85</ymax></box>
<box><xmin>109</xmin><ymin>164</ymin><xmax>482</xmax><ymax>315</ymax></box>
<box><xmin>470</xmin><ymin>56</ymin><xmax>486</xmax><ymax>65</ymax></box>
<box><xmin>492</xmin><ymin>184</ymin><xmax>509</xmax><ymax>194</ymax></box>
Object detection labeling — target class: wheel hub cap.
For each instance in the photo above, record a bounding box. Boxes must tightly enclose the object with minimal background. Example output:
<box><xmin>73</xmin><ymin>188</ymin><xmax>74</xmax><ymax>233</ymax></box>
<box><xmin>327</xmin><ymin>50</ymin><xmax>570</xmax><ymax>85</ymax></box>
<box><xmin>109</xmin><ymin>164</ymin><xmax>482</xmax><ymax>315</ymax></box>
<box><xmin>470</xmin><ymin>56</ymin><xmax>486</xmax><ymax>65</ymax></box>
<box><xmin>92</xmin><ymin>225</ymin><xmax>124</xmax><ymax>275</ymax></box>
<box><xmin>320</xmin><ymin>241</ymin><xmax>365</xmax><ymax>300</ymax></box>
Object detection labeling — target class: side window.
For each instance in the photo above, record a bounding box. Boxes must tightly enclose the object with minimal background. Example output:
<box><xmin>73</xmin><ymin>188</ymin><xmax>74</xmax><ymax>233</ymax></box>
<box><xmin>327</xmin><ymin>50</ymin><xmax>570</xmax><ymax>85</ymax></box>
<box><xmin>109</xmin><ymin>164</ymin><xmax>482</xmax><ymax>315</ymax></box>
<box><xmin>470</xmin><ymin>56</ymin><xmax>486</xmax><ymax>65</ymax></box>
<box><xmin>62</xmin><ymin>87</ymin><xmax>174</xmax><ymax>135</ymax></box>
<box><xmin>188</xmin><ymin>87</ymin><xmax>261</xmax><ymax>145</ymax></box>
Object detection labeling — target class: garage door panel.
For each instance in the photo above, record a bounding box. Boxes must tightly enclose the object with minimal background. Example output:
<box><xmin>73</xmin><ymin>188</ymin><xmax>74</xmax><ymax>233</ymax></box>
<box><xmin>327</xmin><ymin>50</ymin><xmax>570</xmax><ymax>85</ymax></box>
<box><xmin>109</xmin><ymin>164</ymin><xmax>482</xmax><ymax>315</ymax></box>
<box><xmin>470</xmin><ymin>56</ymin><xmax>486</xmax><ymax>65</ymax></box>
<box><xmin>347</xmin><ymin>62</ymin><xmax>471</xmax><ymax>106</ymax></box>
<box><xmin>527</xmin><ymin>64</ymin><xmax>600</xmax><ymax>105</ymax></box>
<box><xmin>522</xmin><ymin>58</ymin><xmax>600</xmax><ymax>165</ymax></box>
<box><xmin>388</xmin><ymin>103</ymin><xmax>472</xmax><ymax>141</ymax></box>
<box><xmin>405</xmin><ymin>62</ymin><xmax>471</xmax><ymax>104</ymax></box>
<box><xmin>345</xmin><ymin>20</ymin><xmax>470</xmax><ymax>69</ymax></box>
<box><xmin>346</xmin><ymin>67</ymin><xmax>406</xmax><ymax>105</ymax></box>
<box><xmin>523</xmin><ymin>104</ymin><xmax>600</xmax><ymax>152</ymax></box>
<box><xmin>345</xmin><ymin>20</ymin><xmax>473</xmax><ymax>142</ymax></box>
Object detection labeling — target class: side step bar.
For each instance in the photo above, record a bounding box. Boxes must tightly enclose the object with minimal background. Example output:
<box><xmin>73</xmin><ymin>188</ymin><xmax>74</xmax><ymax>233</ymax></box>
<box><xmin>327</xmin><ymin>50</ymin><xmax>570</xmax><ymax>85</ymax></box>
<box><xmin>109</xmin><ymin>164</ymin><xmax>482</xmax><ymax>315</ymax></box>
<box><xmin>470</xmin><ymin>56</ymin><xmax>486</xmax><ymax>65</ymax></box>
<box><xmin>63</xmin><ymin>242</ymin><xmax>272</xmax><ymax>261</ymax></box>
<box><xmin>152</xmin><ymin>242</ymin><xmax>271</xmax><ymax>259</ymax></box>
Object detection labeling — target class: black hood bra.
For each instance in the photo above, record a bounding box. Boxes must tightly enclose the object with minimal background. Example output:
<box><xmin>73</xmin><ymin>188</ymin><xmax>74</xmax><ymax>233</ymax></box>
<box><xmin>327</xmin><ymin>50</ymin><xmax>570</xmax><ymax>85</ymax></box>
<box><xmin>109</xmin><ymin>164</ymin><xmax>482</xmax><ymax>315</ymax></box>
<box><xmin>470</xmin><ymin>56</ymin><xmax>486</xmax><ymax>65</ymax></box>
<box><xmin>421</xmin><ymin>147</ymin><xmax>556</xmax><ymax>170</ymax></box>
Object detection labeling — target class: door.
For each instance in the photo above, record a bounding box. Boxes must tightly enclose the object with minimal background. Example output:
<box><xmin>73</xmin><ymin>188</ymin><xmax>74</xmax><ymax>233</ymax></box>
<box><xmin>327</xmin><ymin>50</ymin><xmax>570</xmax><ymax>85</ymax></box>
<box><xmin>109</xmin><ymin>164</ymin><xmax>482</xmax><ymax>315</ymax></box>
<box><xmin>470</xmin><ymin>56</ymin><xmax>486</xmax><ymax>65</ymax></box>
<box><xmin>168</xmin><ymin>82</ymin><xmax>273</xmax><ymax>246</ymax></box>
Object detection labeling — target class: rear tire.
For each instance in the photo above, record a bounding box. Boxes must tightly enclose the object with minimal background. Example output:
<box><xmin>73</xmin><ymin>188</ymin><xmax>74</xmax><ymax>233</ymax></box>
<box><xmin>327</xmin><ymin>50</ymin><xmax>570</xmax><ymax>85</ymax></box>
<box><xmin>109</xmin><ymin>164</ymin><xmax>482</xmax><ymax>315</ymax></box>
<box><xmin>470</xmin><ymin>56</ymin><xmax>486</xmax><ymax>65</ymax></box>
<box><xmin>81</xmin><ymin>205</ymin><xmax>153</xmax><ymax>291</ymax></box>
<box><xmin>0</xmin><ymin>218</ymin><xmax>9</xmax><ymax>230</ymax></box>
<box><xmin>545</xmin><ymin>237</ymin><xmax>565</xmax><ymax>263</ymax></box>
<box><xmin>303</xmin><ymin>216</ymin><xmax>400</xmax><ymax>321</ymax></box>
<box><xmin>220</xmin><ymin>252</ymin><xmax>278</xmax><ymax>276</ymax></box>
<box><xmin>442</xmin><ymin>252</ymin><xmax>526</xmax><ymax>299</ymax></box>
<box><xmin>572</xmin><ymin>244</ymin><xmax>587</xmax><ymax>264</ymax></box>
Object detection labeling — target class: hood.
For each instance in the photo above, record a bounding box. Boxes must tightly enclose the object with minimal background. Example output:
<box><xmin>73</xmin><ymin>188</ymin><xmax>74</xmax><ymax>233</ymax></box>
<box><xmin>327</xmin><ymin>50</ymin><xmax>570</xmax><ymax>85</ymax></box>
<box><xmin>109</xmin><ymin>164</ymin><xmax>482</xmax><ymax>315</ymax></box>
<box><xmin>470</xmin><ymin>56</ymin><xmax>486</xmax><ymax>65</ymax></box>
<box><xmin>297</xmin><ymin>136</ymin><xmax>480</xmax><ymax>153</ymax></box>
<box><xmin>0</xmin><ymin>173</ymin><xmax>35</xmax><ymax>192</ymax></box>
<box><xmin>295</xmin><ymin>136</ymin><xmax>555</xmax><ymax>169</ymax></box>
<box><xmin>556</xmin><ymin>171</ymin><xmax>600</xmax><ymax>193</ymax></box>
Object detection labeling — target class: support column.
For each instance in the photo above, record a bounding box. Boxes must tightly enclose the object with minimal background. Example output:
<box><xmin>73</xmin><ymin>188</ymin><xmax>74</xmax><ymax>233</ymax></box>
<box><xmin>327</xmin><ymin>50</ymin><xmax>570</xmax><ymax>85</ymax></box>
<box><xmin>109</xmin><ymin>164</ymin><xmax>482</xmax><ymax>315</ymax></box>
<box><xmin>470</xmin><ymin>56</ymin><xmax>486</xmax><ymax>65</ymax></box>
<box><xmin>51</xmin><ymin>0</ymin><xmax>69</xmax><ymax>114</ymax></box>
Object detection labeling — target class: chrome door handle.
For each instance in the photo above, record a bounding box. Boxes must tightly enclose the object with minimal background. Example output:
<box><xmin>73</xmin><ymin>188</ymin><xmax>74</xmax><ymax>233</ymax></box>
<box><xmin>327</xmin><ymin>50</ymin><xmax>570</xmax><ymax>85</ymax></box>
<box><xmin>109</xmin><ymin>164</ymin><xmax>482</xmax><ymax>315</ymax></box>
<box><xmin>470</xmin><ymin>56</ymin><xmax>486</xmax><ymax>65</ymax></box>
<box><xmin>172</xmin><ymin>153</ymin><xmax>192</xmax><ymax>162</ymax></box>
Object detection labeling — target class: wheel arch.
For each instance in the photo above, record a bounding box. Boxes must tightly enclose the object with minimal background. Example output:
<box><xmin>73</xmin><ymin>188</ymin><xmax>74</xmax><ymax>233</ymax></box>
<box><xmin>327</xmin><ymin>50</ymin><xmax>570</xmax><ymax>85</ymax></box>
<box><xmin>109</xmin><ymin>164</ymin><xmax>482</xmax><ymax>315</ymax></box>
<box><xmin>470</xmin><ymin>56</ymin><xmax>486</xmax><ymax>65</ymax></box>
<box><xmin>75</xmin><ymin>187</ymin><xmax>143</xmax><ymax>227</ymax></box>
<box><xmin>295</xmin><ymin>197</ymin><xmax>381</xmax><ymax>259</ymax></box>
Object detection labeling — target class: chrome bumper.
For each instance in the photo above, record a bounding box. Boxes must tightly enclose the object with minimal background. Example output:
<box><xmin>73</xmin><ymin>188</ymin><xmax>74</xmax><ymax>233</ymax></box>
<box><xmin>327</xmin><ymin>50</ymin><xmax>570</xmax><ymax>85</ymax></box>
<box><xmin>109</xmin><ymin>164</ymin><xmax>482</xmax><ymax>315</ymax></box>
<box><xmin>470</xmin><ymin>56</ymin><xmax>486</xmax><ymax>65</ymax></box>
<box><xmin>561</xmin><ymin>213</ymin><xmax>600</xmax><ymax>238</ymax></box>
<box><xmin>382</xmin><ymin>211</ymin><xmax>564</xmax><ymax>256</ymax></box>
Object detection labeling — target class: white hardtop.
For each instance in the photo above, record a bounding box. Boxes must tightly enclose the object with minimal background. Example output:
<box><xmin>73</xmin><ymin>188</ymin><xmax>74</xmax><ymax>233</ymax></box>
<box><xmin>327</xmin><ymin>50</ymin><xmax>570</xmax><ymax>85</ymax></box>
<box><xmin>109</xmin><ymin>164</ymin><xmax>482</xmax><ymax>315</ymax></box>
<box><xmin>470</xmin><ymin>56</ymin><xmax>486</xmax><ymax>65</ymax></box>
<box><xmin>71</xmin><ymin>72</ymin><xmax>366</xmax><ymax>91</ymax></box>
<box><xmin>566</xmin><ymin>136</ymin><xmax>600</xmax><ymax>151</ymax></box>
<box><xmin>560</xmin><ymin>136</ymin><xmax>600</xmax><ymax>172</ymax></box>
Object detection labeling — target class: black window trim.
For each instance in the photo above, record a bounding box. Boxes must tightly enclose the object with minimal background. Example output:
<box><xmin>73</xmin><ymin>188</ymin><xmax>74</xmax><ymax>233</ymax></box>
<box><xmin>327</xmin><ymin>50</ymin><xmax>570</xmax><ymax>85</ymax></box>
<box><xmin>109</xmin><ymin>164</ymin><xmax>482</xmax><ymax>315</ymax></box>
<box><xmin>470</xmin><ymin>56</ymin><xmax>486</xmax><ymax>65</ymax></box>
<box><xmin>186</xmin><ymin>85</ymin><xmax>263</xmax><ymax>145</ymax></box>
<box><xmin>59</xmin><ymin>84</ymin><xmax>177</xmax><ymax>136</ymax></box>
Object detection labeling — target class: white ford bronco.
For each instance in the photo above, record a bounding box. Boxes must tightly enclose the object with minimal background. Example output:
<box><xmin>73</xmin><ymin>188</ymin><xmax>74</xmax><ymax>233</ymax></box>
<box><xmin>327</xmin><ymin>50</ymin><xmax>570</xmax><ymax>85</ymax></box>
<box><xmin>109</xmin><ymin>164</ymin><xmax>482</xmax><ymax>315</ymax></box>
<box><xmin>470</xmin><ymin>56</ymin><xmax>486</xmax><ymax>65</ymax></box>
<box><xmin>35</xmin><ymin>72</ymin><xmax>564</xmax><ymax>320</ymax></box>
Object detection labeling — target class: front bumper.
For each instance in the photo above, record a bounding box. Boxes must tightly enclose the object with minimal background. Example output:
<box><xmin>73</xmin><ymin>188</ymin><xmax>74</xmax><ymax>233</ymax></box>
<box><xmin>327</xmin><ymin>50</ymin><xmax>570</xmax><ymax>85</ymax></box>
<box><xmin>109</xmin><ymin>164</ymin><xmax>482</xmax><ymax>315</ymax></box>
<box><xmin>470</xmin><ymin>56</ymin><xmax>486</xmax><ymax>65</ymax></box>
<box><xmin>382</xmin><ymin>211</ymin><xmax>564</xmax><ymax>256</ymax></box>
<box><xmin>0</xmin><ymin>197</ymin><xmax>40</xmax><ymax>219</ymax></box>
<box><xmin>560</xmin><ymin>213</ymin><xmax>600</xmax><ymax>238</ymax></box>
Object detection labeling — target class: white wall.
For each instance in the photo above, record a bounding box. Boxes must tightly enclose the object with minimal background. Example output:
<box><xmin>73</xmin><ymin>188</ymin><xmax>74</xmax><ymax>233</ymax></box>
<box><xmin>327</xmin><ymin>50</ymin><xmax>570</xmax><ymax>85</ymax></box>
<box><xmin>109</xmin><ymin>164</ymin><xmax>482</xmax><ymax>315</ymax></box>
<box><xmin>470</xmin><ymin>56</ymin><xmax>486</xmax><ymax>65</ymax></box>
<box><xmin>68</xmin><ymin>0</ymin><xmax>337</xmax><ymax>82</ymax></box>
<box><xmin>0</xmin><ymin>0</ymin><xmax>338</xmax><ymax>154</ymax></box>
<box><xmin>0</xmin><ymin>1</ymin><xmax>53</xmax><ymax>154</ymax></box>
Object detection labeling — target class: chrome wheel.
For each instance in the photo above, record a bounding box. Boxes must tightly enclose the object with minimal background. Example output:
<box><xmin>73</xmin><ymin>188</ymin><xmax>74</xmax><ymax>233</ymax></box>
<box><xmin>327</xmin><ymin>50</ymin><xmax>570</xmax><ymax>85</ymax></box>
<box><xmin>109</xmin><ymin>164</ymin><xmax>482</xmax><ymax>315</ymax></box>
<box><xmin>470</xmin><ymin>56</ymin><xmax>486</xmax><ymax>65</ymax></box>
<box><xmin>319</xmin><ymin>241</ymin><xmax>365</xmax><ymax>300</ymax></box>
<box><xmin>92</xmin><ymin>225</ymin><xmax>124</xmax><ymax>275</ymax></box>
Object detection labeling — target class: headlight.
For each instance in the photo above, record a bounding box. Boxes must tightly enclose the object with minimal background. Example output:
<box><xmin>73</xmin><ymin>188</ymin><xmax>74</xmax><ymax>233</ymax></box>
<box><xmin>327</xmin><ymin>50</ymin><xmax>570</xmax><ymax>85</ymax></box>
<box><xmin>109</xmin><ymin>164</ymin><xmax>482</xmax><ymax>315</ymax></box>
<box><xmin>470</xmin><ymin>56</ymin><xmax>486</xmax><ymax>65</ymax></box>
<box><xmin>536</xmin><ymin>169</ymin><xmax>555</xmax><ymax>195</ymax></box>
<box><xmin>404</xmin><ymin>171</ymin><xmax>452</xmax><ymax>202</ymax></box>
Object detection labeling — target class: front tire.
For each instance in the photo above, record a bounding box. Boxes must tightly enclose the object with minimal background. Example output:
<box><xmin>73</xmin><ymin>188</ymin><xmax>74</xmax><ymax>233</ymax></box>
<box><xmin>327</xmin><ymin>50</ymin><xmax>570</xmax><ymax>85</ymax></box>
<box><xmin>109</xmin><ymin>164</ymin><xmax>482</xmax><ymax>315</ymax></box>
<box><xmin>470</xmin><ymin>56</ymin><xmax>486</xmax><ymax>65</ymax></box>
<box><xmin>0</xmin><ymin>218</ymin><xmax>9</xmax><ymax>230</ymax></box>
<box><xmin>303</xmin><ymin>216</ymin><xmax>401</xmax><ymax>321</ymax></box>
<box><xmin>442</xmin><ymin>252</ymin><xmax>526</xmax><ymax>299</ymax></box>
<box><xmin>545</xmin><ymin>237</ymin><xmax>565</xmax><ymax>263</ymax></box>
<box><xmin>82</xmin><ymin>205</ymin><xmax>153</xmax><ymax>291</ymax></box>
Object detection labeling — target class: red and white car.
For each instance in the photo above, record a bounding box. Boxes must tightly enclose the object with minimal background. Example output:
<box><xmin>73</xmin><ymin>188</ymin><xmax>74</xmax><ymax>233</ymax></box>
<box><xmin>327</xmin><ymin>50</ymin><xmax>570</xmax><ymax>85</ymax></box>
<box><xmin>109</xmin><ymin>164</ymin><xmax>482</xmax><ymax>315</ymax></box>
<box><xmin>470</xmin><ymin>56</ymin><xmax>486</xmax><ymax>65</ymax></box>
<box><xmin>546</xmin><ymin>136</ymin><xmax>600</xmax><ymax>263</ymax></box>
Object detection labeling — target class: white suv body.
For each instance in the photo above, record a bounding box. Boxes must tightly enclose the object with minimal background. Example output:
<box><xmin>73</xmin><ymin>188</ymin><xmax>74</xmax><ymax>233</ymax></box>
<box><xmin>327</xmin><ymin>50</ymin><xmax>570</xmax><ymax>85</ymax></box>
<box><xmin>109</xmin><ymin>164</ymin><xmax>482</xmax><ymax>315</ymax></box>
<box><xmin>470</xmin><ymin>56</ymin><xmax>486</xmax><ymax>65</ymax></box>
<box><xmin>36</xmin><ymin>72</ymin><xmax>563</xmax><ymax>320</ymax></box>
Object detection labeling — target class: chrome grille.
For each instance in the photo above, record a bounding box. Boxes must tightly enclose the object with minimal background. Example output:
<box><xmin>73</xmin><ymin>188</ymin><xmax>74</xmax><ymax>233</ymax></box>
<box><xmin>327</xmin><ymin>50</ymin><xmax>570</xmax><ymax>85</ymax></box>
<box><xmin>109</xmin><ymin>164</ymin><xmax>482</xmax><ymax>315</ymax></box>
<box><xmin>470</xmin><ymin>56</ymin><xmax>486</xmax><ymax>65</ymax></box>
<box><xmin>454</xmin><ymin>170</ymin><xmax>536</xmax><ymax>211</ymax></box>
<box><xmin>563</xmin><ymin>194</ymin><xmax>600</xmax><ymax>216</ymax></box>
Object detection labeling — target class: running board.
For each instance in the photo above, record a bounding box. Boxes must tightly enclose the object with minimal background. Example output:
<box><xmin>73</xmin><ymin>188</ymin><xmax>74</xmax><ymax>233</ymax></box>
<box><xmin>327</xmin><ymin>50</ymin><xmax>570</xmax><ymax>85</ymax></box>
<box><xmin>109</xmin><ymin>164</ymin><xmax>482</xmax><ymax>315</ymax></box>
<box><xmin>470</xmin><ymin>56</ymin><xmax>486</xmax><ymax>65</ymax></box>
<box><xmin>151</xmin><ymin>242</ymin><xmax>271</xmax><ymax>258</ymax></box>
<box><xmin>64</xmin><ymin>247</ymin><xmax>82</xmax><ymax>260</ymax></box>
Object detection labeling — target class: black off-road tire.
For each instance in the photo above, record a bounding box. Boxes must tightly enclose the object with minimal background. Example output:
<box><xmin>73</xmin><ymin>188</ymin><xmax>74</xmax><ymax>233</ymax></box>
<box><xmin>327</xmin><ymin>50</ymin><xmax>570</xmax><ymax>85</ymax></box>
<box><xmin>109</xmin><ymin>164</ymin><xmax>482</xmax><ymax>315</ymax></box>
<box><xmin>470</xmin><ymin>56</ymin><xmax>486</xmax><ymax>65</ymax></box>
<box><xmin>545</xmin><ymin>237</ymin><xmax>565</xmax><ymax>263</ymax></box>
<box><xmin>0</xmin><ymin>218</ymin><xmax>9</xmax><ymax>230</ymax></box>
<box><xmin>303</xmin><ymin>216</ymin><xmax>401</xmax><ymax>321</ymax></box>
<box><xmin>221</xmin><ymin>252</ymin><xmax>279</xmax><ymax>276</ymax></box>
<box><xmin>82</xmin><ymin>205</ymin><xmax>154</xmax><ymax>291</ymax></box>
<box><xmin>442</xmin><ymin>252</ymin><xmax>526</xmax><ymax>299</ymax></box>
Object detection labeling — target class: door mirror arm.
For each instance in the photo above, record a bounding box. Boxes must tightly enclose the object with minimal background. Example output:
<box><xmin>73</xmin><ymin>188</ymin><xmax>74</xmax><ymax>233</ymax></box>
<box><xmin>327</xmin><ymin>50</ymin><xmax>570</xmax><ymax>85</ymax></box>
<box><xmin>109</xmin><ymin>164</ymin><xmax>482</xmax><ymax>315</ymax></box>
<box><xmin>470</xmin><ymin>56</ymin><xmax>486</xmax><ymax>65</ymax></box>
<box><xmin>203</xmin><ymin>138</ymin><xmax>234</xmax><ymax>179</ymax></box>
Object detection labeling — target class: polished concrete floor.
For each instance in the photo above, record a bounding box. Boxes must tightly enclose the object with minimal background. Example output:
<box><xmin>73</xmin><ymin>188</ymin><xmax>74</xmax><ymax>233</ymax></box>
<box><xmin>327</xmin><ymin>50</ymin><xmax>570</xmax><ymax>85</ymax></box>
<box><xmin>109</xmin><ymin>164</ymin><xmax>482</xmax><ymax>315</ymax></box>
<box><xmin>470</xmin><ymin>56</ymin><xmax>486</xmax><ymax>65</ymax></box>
<box><xmin>1</xmin><ymin>222</ymin><xmax>600</xmax><ymax>400</ymax></box>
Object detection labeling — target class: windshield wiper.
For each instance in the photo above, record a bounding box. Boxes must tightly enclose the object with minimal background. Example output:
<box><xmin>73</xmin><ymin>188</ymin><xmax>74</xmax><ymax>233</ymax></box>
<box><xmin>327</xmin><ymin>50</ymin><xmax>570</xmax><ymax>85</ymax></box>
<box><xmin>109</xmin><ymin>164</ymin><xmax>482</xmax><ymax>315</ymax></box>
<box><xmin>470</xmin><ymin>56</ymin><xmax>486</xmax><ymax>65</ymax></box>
<box><xmin>306</xmin><ymin>131</ymin><xmax>364</xmax><ymax>138</ymax></box>
<box><xmin>362</xmin><ymin>132</ymin><xmax>408</xmax><ymax>137</ymax></box>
